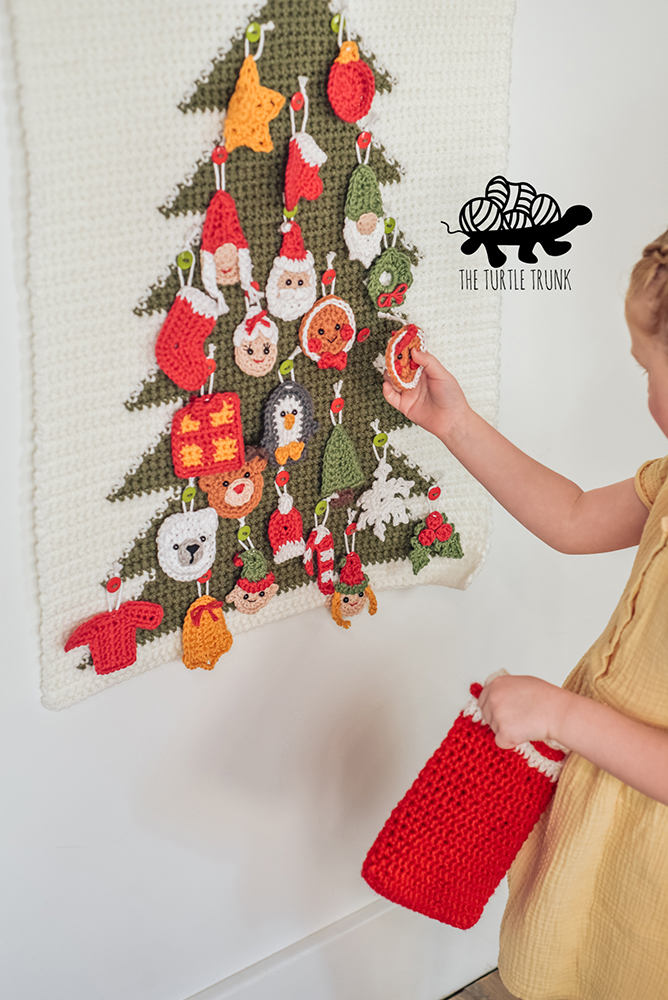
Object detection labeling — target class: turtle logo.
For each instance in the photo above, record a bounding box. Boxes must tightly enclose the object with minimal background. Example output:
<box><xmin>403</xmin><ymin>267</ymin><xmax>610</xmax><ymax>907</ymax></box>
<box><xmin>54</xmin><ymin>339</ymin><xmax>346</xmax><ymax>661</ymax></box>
<box><xmin>443</xmin><ymin>175</ymin><xmax>592</xmax><ymax>268</ymax></box>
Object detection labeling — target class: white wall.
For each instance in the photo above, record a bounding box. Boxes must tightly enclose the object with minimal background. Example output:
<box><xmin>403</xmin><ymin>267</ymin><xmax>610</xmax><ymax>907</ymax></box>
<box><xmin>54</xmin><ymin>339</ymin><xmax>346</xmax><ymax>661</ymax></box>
<box><xmin>2</xmin><ymin>2</ymin><xmax>668</xmax><ymax>998</ymax></box>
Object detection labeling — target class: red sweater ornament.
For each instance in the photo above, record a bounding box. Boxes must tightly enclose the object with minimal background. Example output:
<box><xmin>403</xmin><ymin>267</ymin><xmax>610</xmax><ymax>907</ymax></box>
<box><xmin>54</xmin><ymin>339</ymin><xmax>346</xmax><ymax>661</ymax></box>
<box><xmin>65</xmin><ymin>601</ymin><xmax>163</xmax><ymax>674</ymax></box>
<box><xmin>362</xmin><ymin>682</ymin><xmax>568</xmax><ymax>929</ymax></box>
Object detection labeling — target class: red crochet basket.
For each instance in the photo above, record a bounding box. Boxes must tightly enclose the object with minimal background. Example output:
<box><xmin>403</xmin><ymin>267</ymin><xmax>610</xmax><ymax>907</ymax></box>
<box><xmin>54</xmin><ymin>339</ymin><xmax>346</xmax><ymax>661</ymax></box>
<box><xmin>362</xmin><ymin>682</ymin><xmax>568</xmax><ymax>929</ymax></box>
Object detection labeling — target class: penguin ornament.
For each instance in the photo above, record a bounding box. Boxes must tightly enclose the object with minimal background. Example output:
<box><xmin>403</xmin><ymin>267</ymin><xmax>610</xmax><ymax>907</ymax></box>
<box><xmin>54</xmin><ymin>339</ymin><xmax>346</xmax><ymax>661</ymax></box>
<box><xmin>261</xmin><ymin>379</ymin><xmax>319</xmax><ymax>468</ymax></box>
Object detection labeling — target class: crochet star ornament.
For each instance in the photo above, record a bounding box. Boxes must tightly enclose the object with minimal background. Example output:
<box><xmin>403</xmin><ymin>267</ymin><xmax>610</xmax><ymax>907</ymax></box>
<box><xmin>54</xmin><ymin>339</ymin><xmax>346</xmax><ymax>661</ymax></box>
<box><xmin>224</xmin><ymin>55</ymin><xmax>285</xmax><ymax>154</ymax></box>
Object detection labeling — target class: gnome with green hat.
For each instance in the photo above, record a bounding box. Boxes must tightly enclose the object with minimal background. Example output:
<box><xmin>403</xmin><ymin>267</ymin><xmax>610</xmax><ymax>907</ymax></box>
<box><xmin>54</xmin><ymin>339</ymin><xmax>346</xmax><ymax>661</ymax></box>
<box><xmin>343</xmin><ymin>163</ymin><xmax>385</xmax><ymax>268</ymax></box>
<box><xmin>226</xmin><ymin>549</ymin><xmax>279</xmax><ymax>615</ymax></box>
<box><xmin>331</xmin><ymin>552</ymin><xmax>377</xmax><ymax>629</ymax></box>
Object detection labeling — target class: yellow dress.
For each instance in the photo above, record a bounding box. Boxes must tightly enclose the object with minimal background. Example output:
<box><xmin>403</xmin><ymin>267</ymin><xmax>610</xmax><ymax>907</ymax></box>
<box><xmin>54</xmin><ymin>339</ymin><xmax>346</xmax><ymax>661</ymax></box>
<box><xmin>499</xmin><ymin>456</ymin><xmax>668</xmax><ymax>1000</ymax></box>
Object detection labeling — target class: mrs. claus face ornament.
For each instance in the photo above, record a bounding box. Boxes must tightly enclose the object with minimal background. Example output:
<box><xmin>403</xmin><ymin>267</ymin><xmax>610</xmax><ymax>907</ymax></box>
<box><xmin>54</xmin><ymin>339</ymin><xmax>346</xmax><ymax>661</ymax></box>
<box><xmin>265</xmin><ymin>221</ymin><xmax>317</xmax><ymax>322</ymax></box>
<box><xmin>233</xmin><ymin>306</ymin><xmax>279</xmax><ymax>377</ymax></box>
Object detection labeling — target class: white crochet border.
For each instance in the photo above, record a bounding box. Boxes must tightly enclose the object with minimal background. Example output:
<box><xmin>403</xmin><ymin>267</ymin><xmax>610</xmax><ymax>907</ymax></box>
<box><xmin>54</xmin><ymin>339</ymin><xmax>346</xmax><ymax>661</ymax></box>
<box><xmin>9</xmin><ymin>0</ymin><xmax>515</xmax><ymax>708</ymax></box>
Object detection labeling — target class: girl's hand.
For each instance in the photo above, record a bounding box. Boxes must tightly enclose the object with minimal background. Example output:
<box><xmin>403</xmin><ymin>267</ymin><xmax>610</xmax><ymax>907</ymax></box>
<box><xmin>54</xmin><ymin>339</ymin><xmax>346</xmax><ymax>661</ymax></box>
<box><xmin>477</xmin><ymin>674</ymin><xmax>568</xmax><ymax>749</ymax></box>
<box><xmin>382</xmin><ymin>349</ymin><xmax>470</xmax><ymax>443</ymax></box>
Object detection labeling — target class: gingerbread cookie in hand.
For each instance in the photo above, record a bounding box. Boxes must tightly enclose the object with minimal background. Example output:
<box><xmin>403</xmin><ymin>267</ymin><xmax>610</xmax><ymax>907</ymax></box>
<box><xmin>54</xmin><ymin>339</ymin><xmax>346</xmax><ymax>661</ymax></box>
<box><xmin>385</xmin><ymin>324</ymin><xmax>425</xmax><ymax>391</ymax></box>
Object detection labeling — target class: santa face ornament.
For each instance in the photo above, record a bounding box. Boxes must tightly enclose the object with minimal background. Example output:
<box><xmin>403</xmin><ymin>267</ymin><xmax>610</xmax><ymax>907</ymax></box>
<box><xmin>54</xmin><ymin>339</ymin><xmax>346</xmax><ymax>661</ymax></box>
<box><xmin>156</xmin><ymin>507</ymin><xmax>219</xmax><ymax>583</ymax></box>
<box><xmin>299</xmin><ymin>295</ymin><xmax>356</xmax><ymax>371</ymax></box>
<box><xmin>265</xmin><ymin>221</ymin><xmax>317</xmax><ymax>321</ymax></box>
<box><xmin>385</xmin><ymin>324</ymin><xmax>426</xmax><ymax>392</ymax></box>
<box><xmin>261</xmin><ymin>381</ymin><xmax>318</xmax><ymax>467</ymax></box>
<box><xmin>233</xmin><ymin>306</ymin><xmax>279</xmax><ymax>377</ymax></box>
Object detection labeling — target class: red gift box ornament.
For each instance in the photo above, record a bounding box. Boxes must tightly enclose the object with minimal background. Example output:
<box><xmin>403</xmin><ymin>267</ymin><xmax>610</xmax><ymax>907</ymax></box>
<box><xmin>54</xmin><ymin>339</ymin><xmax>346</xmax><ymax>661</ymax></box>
<box><xmin>362</xmin><ymin>681</ymin><xmax>569</xmax><ymax>929</ymax></box>
<box><xmin>171</xmin><ymin>391</ymin><xmax>244</xmax><ymax>479</ymax></box>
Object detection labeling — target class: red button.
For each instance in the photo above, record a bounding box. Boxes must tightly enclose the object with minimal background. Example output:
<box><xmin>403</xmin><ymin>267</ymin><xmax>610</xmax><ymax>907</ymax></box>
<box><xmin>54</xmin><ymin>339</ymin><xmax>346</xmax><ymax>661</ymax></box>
<box><xmin>211</xmin><ymin>146</ymin><xmax>228</xmax><ymax>165</ymax></box>
<box><xmin>357</xmin><ymin>327</ymin><xmax>371</xmax><ymax>343</ymax></box>
<box><xmin>322</xmin><ymin>268</ymin><xmax>336</xmax><ymax>285</ymax></box>
<box><xmin>276</xmin><ymin>470</ymin><xmax>290</xmax><ymax>487</ymax></box>
<box><xmin>291</xmin><ymin>93</ymin><xmax>305</xmax><ymax>111</ymax></box>
<box><xmin>106</xmin><ymin>577</ymin><xmax>122</xmax><ymax>593</ymax></box>
<box><xmin>331</xmin><ymin>397</ymin><xmax>345</xmax><ymax>413</ymax></box>
<box><xmin>198</xmin><ymin>569</ymin><xmax>212</xmax><ymax>584</ymax></box>
<box><xmin>357</xmin><ymin>131</ymin><xmax>372</xmax><ymax>149</ymax></box>
<box><xmin>428</xmin><ymin>486</ymin><xmax>442</xmax><ymax>501</ymax></box>
<box><xmin>345</xmin><ymin>522</ymin><xmax>357</xmax><ymax>536</ymax></box>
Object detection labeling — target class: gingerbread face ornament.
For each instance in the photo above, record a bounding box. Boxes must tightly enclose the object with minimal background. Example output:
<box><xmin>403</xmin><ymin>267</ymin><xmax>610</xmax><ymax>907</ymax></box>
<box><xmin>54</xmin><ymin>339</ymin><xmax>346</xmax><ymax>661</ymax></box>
<box><xmin>385</xmin><ymin>324</ymin><xmax>426</xmax><ymax>392</ymax></box>
<box><xmin>299</xmin><ymin>294</ymin><xmax>356</xmax><ymax>371</ymax></box>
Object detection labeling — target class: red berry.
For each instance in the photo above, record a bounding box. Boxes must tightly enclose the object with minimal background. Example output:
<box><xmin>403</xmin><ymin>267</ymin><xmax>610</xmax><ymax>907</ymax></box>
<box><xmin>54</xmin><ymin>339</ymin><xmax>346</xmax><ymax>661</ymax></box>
<box><xmin>435</xmin><ymin>523</ymin><xmax>453</xmax><ymax>542</ymax></box>
<box><xmin>426</xmin><ymin>511</ymin><xmax>444</xmax><ymax>531</ymax></box>
<box><xmin>418</xmin><ymin>528</ymin><xmax>436</xmax><ymax>547</ymax></box>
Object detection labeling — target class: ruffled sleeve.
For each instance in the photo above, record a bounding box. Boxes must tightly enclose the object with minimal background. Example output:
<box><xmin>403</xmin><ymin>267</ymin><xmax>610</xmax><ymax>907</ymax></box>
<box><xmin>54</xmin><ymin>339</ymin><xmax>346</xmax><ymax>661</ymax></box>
<box><xmin>635</xmin><ymin>455</ymin><xmax>668</xmax><ymax>509</ymax></box>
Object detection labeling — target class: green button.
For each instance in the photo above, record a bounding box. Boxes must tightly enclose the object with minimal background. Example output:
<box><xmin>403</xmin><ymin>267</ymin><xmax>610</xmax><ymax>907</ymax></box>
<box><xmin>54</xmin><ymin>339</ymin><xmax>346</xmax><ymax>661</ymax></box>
<box><xmin>373</xmin><ymin>432</ymin><xmax>388</xmax><ymax>448</ymax></box>
<box><xmin>330</xmin><ymin>14</ymin><xmax>344</xmax><ymax>32</ymax></box>
<box><xmin>182</xmin><ymin>486</ymin><xmax>196</xmax><ymax>503</ymax></box>
<box><xmin>283</xmin><ymin>206</ymin><xmax>298</xmax><ymax>220</ymax></box>
<box><xmin>279</xmin><ymin>359</ymin><xmax>294</xmax><ymax>376</ymax></box>
<box><xmin>177</xmin><ymin>251</ymin><xmax>194</xmax><ymax>270</ymax></box>
<box><xmin>237</xmin><ymin>525</ymin><xmax>251</xmax><ymax>541</ymax></box>
<box><xmin>384</xmin><ymin>218</ymin><xmax>396</xmax><ymax>234</ymax></box>
<box><xmin>315</xmin><ymin>500</ymin><xmax>328</xmax><ymax>516</ymax></box>
<box><xmin>246</xmin><ymin>22</ymin><xmax>261</xmax><ymax>42</ymax></box>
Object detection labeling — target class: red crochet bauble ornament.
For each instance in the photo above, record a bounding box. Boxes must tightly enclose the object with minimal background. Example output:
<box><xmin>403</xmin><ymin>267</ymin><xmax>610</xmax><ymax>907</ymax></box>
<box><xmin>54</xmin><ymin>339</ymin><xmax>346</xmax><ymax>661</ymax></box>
<box><xmin>327</xmin><ymin>41</ymin><xmax>375</xmax><ymax>123</ymax></box>
<box><xmin>362</xmin><ymin>683</ymin><xmax>568</xmax><ymax>929</ymax></box>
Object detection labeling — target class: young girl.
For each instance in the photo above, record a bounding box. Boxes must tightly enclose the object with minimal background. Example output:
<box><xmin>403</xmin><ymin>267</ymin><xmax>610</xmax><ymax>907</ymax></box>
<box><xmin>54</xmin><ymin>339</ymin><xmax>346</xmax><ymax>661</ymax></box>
<box><xmin>382</xmin><ymin>232</ymin><xmax>668</xmax><ymax>1000</ymax></box>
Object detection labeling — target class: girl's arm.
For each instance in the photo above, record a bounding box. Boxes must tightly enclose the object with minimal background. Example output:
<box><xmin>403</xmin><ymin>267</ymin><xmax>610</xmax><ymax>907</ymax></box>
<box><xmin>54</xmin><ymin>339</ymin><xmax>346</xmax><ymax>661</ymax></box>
<box><xmin>383</xmin><ymin>350</ymin><xmax>649</xmax><ymax>554</ymax></box>
<box><xmin>478</xmin><ymin>674</ymin><xmax>668</xmax><ymax>806</ymax></box>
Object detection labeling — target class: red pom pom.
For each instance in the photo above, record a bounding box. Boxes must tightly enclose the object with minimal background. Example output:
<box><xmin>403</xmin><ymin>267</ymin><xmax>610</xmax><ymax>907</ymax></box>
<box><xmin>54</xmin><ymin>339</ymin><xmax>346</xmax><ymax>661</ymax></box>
<box><xmin>233</xmin><ymin>553</ymin><xmax>244</xmax><ymax>568</ymax></box>
<box><xmin>418</xmin><ymin>528</ymin><xmax>436</xmax><ymax>547</ymax></box>
<box><xmin>435</xmin><ymin>523</ymin><xmax>453</xmax><ymax>542</ymax></box>
<box><xmin>426</xmin><ymin>511</ymin><xmax>444</xmax><ymax>531</ymax></box>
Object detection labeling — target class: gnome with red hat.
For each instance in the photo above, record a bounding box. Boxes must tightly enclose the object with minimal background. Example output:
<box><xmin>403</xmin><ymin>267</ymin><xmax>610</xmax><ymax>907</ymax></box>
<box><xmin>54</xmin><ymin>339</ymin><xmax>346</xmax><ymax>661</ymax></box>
<box><xmin>330</xmin><ymin>552</ymin><xmax>377</xmax><ymax>629</ymax></box>
<box><xmin>265</xmin><ymin>221</ymin><xmax>317</xmax><ymax>322</ymax></box>
<box><xmin>200</xmin><ymin>190</ymin><xmax>256</xmax><ymax>314</ymax></box>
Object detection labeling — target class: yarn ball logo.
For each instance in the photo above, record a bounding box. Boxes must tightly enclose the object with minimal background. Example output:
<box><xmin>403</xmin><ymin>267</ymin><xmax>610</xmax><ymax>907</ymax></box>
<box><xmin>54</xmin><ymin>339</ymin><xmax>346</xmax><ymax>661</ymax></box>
<box><xmin>442</xmin><ymin>175</ymin><xmax>592</xmax><ymax>268</ymax></box>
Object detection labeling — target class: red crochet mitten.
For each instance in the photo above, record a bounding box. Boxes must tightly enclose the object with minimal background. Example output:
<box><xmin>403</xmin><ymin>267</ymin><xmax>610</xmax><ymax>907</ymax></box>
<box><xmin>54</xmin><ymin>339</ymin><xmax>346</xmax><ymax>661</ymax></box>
<box><xmin>362</xmin><ymin>682</ymin><xmax>568</xmax><ymax>929</ymax></box>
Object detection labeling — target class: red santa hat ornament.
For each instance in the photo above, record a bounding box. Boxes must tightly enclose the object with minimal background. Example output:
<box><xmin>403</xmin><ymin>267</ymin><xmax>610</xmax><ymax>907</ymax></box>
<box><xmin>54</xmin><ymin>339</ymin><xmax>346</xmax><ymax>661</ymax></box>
<box><xmin>200</xmin><ymin>186</ymin><xmax>256</xmax><ymax>314</ymax></box>
<box><xmin>362</xmin><ymin>676</ymin><xmax>569</xmax><ymax>929</ymax></box>
<box><xmin>268</xmin><ymin>488</ymin><xmax>306</xmax><ymax>564</ymax></box>
<box><xmin>265</xmin><ymin>220</ymin><xmax>317</xmax><ymax>321</ymax></box>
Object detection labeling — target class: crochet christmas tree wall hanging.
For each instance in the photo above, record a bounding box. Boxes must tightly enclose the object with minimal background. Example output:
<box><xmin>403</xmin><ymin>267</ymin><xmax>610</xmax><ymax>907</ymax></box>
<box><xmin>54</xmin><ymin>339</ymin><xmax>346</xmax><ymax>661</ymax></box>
<box><xmin>92</xmin><ymin>0</ymin><xmax>457</xmax><ymax>674</ymax></box>
<box><xmin>17</xmin><ymin>0</ymin><xmax>515</xmax><ymax>706</ymax></box>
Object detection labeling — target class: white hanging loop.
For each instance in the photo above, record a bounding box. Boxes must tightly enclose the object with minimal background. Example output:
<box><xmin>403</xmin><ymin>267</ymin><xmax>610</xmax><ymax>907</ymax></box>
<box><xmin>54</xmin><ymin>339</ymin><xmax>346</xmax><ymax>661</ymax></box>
<box><xmin>245</xmin><ymin>21</ymin><xmax>275</xmax><ymax>60</ymax></box>
<box><xmin>207</xmin><ymin>344</ymin><xmax>216</xmax><ymax>395</ymax></box>
<box><xmin>344</xmin><ymin>508</ymin><xmax>357</xmax><ymax>554</ymax></box>
<box><xmin>322</xmin><ymin>251</ymin><xmax>337</xmax><ymax>297</ymax></box>
<box><xmin>336</xmin><ymin>5</ymin><xmax>349</xmax><ymax>47</ymax></box>
<box><xmin>378</xmin><ymin>309</ymin><xmax>406</xmax><ymax>325</ymax></box>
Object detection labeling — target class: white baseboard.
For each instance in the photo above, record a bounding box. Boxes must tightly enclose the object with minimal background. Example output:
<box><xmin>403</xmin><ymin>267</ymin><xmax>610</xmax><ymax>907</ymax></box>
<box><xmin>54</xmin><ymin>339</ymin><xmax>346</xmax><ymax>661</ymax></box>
<box><xmin>186</xmin><ymin>887</ymin><xmax>506</xmax><ymax>1000</ymax></box>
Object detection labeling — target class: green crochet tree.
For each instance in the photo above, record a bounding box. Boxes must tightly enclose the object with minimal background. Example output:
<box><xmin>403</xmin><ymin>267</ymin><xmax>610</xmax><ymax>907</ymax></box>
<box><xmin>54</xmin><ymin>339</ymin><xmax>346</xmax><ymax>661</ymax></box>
<box><xmin>105</xmin><ymin>0</ymin><xmax>448</xmax><ymax>653</ymax></box>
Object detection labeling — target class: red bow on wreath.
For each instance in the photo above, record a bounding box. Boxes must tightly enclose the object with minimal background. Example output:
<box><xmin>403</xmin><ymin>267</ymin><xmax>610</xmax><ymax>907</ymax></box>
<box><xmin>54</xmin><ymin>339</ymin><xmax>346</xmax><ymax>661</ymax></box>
<box><xmin>190</xmin><ymin>599</ymin><xmax>224</xmax><ymax>627</ymax></box>
<box><xmin>377</xmin><ymin>283</ymin><xmax>408</xmax><ymax>309</ymax></box>
<box><xmin>317</xmin><ymin>350</ymin><xmax>348</xmax><ymax>371</ymax></box>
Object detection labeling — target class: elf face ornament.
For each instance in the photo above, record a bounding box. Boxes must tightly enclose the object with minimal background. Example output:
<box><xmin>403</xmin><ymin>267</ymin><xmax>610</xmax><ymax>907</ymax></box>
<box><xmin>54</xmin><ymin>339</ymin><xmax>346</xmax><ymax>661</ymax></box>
<box><xmin>226</xmin><ymin>550</ymin><xmax>279</xmax><ymax>615</ymax></box>
<box><xmin>199</xmin><ymin>447</ymin><xmax>268</xmax><ymax>519</ymax></box>
<box><xmin>156</xmin><ymin>507</ymin><xmax>218</xmax><ymax>582</ymax></box>
<box><xmin>261</xmin><ymin>381</ymin><xmax>318</xmax><ymax>467</ymax></box>
<box><xmin>299</xmin><ymin>295</ymin><xmax>356</xmax><ymax>371</ymax></box>
<box><xmin>385</xmin><ymin>324</ymin><xmax>426</xmax><ymax>392</ymax></box>
<box><xmin>265</xmin><ymin>221</ymin><xmax>317</xmax><ymax>321</ymax></box>
<box><xmin>330</xmin><ymin>552</ymin><xmax>377</xmax><ymax>629</ymax></box>
<box><xmin>233</xmin><ymin>306</ymin><xmax>279</xmax><ymax>377</ymax></box>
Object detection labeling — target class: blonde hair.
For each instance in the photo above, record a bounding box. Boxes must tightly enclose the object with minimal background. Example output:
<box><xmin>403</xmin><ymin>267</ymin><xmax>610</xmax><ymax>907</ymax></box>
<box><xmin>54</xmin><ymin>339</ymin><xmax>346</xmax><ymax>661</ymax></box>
<box><xmin>627</xmin><ymin>229</ymin><xmax>668</xmax><ymax>338</ymax></box>
<box><xmin>330</xmin><ymin>586</ymin><xmax>377</xmax><ymax>628</ymax></box>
